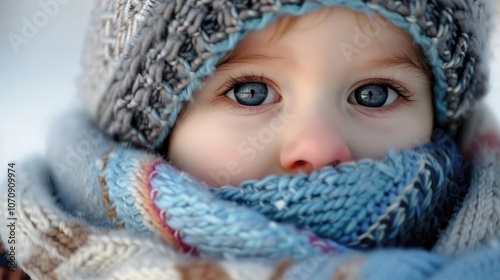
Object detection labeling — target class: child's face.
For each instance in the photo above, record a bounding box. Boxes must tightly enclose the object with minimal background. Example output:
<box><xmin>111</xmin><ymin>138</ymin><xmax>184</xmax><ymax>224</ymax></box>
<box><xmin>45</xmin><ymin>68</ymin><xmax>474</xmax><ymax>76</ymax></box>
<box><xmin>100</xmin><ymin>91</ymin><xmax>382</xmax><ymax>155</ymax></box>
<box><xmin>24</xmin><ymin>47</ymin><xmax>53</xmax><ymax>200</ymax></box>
<box><xmin>168</xmin><ymin>7</ymin><xmax>433</xmax><ymax>187</ymax></box>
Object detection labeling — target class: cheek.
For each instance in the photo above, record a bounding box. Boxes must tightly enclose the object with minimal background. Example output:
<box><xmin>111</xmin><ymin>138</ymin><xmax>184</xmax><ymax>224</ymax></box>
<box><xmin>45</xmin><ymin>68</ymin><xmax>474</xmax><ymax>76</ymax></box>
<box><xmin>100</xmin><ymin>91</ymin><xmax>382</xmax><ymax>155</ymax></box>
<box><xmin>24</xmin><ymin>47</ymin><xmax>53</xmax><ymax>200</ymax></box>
<box><xmin>168</xmin><ymin>111</ymin><xmax>274</xmax><ymax>186</ymax></box>
<box><xmin>168</xmin><ymin>119</ymin><xmax>238</xmax><ymax>186</ymax></box>
<box><xmin>347</xmin><ymin>106</ymin><xmax>433</xmax><ymax>159</ymax></box>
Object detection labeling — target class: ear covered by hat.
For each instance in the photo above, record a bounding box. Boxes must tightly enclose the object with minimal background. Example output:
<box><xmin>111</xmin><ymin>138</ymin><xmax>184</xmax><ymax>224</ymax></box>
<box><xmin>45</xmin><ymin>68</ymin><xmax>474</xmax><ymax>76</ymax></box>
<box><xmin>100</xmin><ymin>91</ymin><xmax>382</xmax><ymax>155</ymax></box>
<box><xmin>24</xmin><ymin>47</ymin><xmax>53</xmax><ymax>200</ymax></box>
<box><xmin>80</xmin><ymin>0</ymin><xmax>493</xmax><ymax>150</ymax></box>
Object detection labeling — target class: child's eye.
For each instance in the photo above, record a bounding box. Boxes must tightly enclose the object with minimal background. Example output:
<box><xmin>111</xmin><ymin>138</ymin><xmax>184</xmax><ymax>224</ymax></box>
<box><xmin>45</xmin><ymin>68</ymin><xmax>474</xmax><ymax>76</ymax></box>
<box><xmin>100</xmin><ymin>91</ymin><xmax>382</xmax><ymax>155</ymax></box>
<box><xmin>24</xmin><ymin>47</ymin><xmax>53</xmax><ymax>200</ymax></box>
<box><xmin>347</xmin><ymin>84</ymin><xmax>399</xmax><ymax>107</ymax></box>
<box><xmin>226</xmin><ymin>82</ymin><xmax>279</xmax><ymax>106</ymax></box>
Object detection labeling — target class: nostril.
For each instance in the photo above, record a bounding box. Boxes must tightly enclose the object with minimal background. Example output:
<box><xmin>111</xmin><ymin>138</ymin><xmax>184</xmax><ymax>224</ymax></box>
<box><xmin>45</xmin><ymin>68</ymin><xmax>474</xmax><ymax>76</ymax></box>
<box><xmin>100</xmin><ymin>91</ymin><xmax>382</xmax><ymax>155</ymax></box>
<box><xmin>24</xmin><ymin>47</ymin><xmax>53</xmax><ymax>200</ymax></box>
<box><xmin>292</xmin><ymin>159</ymin><xmax>341</xmax><ymax>170</ymax></box>
<box><xmin>296</xmin><ymin>160</ymin><xmax>306</xmax><ymax>166</ymax></box>
<box><xmin>291</xmin><ymin>160</ymin><xmax>310</xmax><ymax>171</ymax></box>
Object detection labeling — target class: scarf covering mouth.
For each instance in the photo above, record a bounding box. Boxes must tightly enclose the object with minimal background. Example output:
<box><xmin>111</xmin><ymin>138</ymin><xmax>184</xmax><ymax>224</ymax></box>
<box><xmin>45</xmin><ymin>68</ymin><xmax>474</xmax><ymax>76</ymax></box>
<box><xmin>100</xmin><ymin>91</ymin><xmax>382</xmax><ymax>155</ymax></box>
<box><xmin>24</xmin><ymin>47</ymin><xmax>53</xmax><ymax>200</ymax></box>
<box><xmin>5</xmin><ymin>109</ymin><xmax>500</xmax><ymax>279</ymax></box>
<box><xmin>48</xmin><ymin>114</ymin><xmax>465</xmax><ymax>261</ymax></box>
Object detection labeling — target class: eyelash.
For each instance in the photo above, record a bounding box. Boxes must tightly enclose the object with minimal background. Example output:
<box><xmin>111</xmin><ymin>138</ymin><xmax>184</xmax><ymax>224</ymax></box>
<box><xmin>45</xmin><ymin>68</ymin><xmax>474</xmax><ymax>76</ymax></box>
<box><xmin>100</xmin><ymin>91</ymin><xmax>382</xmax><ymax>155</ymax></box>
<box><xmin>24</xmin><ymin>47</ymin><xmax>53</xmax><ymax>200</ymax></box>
<box><xmin>213</xmin><ymin>74</ymin><xmax>415</xmax><ymax>114</ymax></box>
<box><xmin>356</xmin><ymin>78</ymin><xmax>414</xmax><ymax>102</ymax></box>
<box><xmin>220</xmin><ymin>73</ymin><xmax>278</xmax><ymax>95</ymax></box>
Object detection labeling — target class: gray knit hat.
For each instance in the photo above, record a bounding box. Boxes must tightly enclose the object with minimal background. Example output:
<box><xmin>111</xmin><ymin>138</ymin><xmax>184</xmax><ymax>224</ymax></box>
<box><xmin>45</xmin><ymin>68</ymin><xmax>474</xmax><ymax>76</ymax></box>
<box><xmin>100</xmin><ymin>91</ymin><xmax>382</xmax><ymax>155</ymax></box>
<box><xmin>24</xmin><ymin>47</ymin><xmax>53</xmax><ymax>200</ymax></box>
<box><xmin>80</xmin><ymin>0</ymin><xmax>493</xmax><ymax>150</ymax></box>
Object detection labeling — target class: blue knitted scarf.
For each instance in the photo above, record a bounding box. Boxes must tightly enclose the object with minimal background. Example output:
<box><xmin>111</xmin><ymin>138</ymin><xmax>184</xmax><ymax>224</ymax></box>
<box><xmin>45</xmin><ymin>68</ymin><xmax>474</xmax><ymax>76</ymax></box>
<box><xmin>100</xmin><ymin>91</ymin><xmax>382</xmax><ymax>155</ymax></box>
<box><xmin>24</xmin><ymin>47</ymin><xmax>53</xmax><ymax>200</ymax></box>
<box><xmin>54</xmin><ymin>131</ymin><xmax>464</xmax><ymax>261</ymax></box>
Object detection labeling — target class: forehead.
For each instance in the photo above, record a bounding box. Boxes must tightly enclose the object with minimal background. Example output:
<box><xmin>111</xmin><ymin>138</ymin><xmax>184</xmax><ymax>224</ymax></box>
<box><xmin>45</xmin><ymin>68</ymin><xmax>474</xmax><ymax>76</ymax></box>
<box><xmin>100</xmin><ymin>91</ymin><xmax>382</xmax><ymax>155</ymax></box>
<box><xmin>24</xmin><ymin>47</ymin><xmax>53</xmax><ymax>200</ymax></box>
<box><xmin>220</xmin><ymin>7</ymin><xmax>427</xmax><ymax>75</ymax></box>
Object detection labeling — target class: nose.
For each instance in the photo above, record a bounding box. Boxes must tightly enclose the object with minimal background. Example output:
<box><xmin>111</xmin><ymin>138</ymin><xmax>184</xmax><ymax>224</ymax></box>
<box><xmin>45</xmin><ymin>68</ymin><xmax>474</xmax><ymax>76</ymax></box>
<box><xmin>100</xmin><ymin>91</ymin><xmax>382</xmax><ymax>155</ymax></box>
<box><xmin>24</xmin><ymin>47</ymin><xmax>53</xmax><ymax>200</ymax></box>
<box><xmin>280</xmin><ymin>113</ymin><xmax>352</xmax><ymax>173</ymax></box>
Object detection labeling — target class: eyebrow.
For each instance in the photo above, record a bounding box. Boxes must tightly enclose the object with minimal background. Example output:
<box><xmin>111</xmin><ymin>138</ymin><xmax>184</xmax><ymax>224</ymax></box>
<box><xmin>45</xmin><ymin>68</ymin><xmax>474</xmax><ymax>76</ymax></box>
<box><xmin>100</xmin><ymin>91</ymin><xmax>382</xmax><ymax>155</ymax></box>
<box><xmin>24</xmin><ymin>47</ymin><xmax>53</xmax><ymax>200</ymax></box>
<box><xmin>216</xmin><ymin>52</ymin><xmax>288</xmax><ymax>71</ymax></box>
<box><xmin>217</xmin><ymin>46</ymin><xmax>432</xmax><ymax>80</ymax></box>
<box><xmin>369</xmin><ymin>49</ymin><xmax>432</xmax><ymax>80</ymax></box>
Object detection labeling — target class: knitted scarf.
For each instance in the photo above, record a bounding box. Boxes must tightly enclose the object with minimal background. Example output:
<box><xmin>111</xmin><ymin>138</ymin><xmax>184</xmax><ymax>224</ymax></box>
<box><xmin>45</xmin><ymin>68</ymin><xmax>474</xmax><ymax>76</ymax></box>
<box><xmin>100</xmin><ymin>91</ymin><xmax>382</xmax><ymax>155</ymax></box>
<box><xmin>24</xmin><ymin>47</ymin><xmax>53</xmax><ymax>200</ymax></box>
<box><xmin>73</xmin><ymin>129</ymin><xmax>463</xmax><ymax>260</ymax></box>
<box><xmin>2</xmin><ymin>107</ymin><xmax>499</xmax><ymax>279</ymax></box>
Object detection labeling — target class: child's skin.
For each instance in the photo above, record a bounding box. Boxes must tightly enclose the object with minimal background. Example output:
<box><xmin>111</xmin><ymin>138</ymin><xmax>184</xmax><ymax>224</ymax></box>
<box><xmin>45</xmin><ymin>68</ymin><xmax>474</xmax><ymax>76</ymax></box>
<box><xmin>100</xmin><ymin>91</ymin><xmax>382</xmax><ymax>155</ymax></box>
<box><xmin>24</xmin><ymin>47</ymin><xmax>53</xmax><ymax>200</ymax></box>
<box><xmin>168</xmin><ymin>7</ymin><xmax>434</xmax><ymax>187</ymax></box>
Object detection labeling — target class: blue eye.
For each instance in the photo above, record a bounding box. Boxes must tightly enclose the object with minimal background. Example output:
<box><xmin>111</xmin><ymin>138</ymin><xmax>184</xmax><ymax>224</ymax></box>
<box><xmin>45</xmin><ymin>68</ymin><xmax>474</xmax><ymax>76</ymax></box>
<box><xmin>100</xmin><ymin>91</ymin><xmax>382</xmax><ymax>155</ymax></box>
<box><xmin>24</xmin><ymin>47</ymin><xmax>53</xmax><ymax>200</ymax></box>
<box><xmin>226</xmin><ymin>82</ymin><xmax>273</xmax><ymax>106</ymax></box>
<box><xmin>348</xmin><ymin>84</ymin><xmax>398</xmax><ymax>107</ymax></box>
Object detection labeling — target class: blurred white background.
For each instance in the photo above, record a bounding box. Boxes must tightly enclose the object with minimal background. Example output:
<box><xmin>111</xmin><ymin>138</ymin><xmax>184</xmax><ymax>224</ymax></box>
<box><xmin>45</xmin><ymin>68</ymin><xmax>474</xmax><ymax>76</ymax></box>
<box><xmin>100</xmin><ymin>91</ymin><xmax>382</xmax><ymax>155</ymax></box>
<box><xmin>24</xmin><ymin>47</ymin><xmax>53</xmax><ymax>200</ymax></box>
<box><xmin>0</xmin><ymin>0</ymin><xmax>499</xmax><ymax>164</ymax></box>
<box><xmin>0</xmin><ymin>1</ymin><xmax>93</xmax><ymax>164</ymax></box>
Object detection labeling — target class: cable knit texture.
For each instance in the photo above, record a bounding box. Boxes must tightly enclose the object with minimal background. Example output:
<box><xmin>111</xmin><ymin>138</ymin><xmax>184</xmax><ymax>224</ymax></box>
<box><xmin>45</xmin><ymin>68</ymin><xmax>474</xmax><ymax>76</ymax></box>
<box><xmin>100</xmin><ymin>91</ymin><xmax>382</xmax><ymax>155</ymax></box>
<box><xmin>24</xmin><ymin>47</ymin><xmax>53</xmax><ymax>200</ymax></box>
<box><xmin>433</xmin><ymin>131</ymin><xmax>500</xmax><ymax>255</ymax></box>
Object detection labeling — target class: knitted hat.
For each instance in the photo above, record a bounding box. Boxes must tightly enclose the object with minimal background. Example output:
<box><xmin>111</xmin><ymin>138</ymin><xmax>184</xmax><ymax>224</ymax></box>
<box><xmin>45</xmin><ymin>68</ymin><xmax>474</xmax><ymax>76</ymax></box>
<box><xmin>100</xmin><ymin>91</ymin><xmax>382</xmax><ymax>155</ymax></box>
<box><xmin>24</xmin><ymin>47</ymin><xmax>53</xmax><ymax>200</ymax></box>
<box><xmin>80</xmin><ymin>0</ymin><xmax>492</xmax><ymax>150</ymax></box>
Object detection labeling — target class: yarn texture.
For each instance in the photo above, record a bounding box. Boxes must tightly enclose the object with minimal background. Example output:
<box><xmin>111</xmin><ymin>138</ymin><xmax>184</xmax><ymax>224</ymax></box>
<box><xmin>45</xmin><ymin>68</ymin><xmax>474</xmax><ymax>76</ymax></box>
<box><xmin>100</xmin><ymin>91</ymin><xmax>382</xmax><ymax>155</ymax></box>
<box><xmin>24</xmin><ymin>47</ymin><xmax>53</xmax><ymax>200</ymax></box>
<box><xmin>90</xmin><ymin>131</ymin><xmax>462</xmax><ymax>258</ymax></box>
<box><xmin>1</xmin><ymin>106</ymin><xmax>499</xmax><ymax>279</ymax></box>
